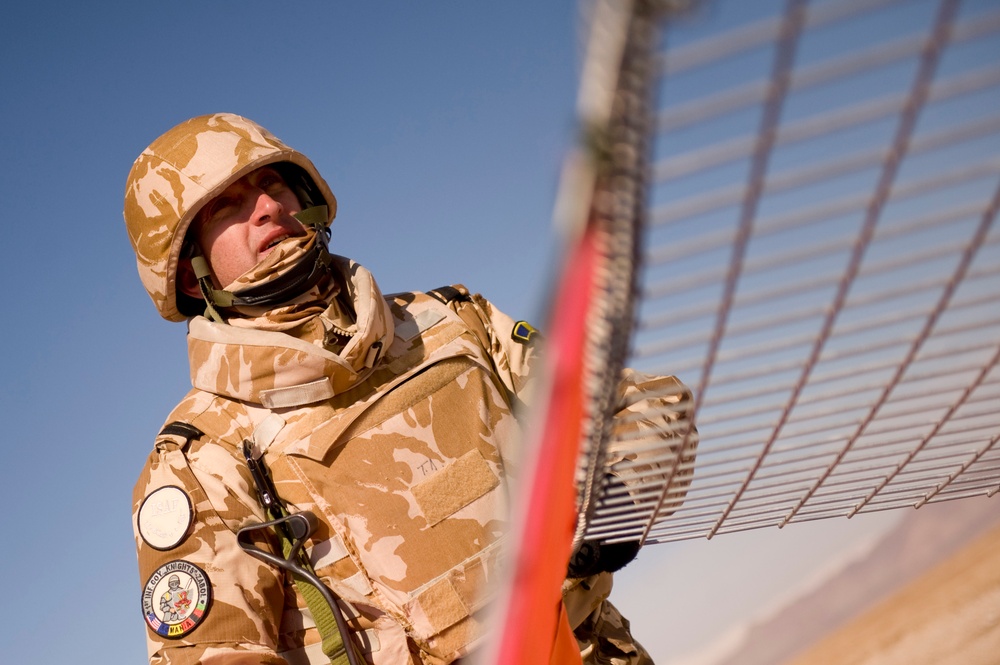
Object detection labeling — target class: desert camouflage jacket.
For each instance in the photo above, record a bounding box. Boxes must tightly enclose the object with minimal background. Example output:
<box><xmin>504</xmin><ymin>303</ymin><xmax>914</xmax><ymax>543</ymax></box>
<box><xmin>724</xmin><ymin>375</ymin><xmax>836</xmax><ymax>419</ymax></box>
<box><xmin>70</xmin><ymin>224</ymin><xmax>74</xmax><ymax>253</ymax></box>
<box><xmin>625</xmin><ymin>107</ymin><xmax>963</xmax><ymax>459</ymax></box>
<box><xmin>133</xmin><ymin>259</ymin><xmax>678</xmax><ymax>664</ymax></box>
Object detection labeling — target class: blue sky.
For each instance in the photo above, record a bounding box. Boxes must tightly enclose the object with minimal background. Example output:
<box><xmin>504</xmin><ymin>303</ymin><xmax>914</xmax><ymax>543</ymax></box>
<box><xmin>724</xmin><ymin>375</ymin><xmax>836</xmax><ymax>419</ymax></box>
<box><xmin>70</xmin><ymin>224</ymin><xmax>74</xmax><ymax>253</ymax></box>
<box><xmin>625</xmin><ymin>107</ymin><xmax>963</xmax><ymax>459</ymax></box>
<box><xmin>0</xmin><ymin>1</ymin><xmax>950</xmax><ymax>663</ymax></box>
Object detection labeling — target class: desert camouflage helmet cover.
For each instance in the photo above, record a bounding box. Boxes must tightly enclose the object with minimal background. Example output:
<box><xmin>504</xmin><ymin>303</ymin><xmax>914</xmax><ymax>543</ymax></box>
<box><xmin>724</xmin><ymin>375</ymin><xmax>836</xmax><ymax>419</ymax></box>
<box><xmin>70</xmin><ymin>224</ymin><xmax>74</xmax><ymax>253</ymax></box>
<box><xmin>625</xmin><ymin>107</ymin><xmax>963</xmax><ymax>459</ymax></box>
<box><xmin>123</xmin><ymin>113</ymin><xmax>337</xmax><ymax>321</ymax></box>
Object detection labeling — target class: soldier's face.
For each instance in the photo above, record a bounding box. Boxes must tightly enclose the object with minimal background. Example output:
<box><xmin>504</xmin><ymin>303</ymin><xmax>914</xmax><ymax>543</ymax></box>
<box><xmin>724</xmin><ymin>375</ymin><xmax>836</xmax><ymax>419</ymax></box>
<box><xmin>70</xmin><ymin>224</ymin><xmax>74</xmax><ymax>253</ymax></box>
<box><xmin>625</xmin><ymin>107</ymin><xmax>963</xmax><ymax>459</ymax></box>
<box><xmin>193</xmin><ymin>166</ymin><xmax>306</xmax><ymax>287</ymax></box>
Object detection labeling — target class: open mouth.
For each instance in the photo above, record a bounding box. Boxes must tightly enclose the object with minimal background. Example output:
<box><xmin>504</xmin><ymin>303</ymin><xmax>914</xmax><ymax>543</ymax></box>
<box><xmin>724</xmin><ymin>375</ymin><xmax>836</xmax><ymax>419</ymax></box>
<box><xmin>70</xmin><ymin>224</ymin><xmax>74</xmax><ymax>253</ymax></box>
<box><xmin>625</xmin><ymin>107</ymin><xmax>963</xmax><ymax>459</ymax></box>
<box><xmin>261</xmin><ymin>234</ymin><xmax>292</xmax><ymax>253</ymax></box>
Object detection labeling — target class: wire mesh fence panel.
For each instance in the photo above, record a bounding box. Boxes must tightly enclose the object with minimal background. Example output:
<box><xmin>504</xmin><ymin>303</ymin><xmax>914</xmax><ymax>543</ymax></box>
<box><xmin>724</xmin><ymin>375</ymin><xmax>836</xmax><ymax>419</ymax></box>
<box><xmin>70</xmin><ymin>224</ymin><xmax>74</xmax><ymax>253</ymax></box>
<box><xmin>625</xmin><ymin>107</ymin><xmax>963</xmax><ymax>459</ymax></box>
<box><xmin>585</xmin><ymin>0</ymin><xmax>1000</xmax><ymax>545</ymax></box>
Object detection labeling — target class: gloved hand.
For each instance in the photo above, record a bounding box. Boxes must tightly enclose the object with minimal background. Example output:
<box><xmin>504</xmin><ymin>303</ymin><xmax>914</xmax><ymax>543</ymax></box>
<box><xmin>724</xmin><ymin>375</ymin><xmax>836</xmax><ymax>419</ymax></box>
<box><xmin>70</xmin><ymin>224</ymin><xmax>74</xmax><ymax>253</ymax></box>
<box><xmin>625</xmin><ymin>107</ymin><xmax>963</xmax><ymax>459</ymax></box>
<box><xmin>567</xmin><ymin>538</ymin><xmax>641</xmax><ymax>578</ymax></box>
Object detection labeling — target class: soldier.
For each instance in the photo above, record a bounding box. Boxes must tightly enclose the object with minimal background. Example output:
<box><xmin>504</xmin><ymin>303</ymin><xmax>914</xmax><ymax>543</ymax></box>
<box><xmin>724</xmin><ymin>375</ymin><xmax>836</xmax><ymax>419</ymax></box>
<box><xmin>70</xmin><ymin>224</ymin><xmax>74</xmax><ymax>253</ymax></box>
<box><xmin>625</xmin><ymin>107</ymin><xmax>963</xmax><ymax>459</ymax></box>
<box><xmin>125</xmin><ymin>113</ymin><xmax>693</xmax><ymax>664</ymax></box>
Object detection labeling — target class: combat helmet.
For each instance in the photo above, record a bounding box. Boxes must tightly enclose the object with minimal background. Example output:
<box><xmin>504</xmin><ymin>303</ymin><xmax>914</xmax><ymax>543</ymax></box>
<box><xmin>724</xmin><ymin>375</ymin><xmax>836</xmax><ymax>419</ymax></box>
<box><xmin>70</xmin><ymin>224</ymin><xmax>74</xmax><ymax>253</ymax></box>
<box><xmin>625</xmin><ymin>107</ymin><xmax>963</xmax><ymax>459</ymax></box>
<box><xmin>123</xmin><ymin>113</ymin><xmax>337</xmax><ymax>321</ymax></box>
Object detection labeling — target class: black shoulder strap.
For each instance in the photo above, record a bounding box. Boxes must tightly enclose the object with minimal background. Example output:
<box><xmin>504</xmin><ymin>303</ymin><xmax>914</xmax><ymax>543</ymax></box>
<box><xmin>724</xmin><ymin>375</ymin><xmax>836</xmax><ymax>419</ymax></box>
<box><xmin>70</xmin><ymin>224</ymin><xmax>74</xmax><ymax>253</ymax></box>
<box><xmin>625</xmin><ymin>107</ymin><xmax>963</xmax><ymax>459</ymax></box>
<box><xmin>158</xmin><ymin>421</ymin><xmax>204</xmax><ymax>441</ymax></box>
<box><xmin>427</xmin><ymin>284</ymin><xmax>471</xmax><ymax>305</ymax></box>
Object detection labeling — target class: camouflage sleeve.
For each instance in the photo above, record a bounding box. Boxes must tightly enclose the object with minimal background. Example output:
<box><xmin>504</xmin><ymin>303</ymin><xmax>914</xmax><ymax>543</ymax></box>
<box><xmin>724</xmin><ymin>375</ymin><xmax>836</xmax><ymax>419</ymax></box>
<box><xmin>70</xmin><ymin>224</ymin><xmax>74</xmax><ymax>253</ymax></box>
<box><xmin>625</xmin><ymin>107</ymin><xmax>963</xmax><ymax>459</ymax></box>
<box><xmin>133</xmin><ymin>427</ymin><xmax>289</xmax><ymax>664</ymax></box>
<box><xmin>605</xmin><ymin>368</ymin><xmax>698</xmax><ymax>506</ymax></box>
<box><xmin>562</xmin><ymin>574</ymin><xmax>654</xmax><ymax>665</ymax></box>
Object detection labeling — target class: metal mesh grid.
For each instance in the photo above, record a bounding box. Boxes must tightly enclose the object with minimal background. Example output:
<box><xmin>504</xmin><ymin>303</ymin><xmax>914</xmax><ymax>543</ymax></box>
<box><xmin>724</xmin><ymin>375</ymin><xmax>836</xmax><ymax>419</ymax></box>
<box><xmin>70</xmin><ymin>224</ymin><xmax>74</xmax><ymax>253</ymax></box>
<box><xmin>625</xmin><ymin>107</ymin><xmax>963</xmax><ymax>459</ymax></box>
<box><xmin>586</xmin><ymin>0</ymin><xmax>1000</xmax><ymax>545</ymax></box>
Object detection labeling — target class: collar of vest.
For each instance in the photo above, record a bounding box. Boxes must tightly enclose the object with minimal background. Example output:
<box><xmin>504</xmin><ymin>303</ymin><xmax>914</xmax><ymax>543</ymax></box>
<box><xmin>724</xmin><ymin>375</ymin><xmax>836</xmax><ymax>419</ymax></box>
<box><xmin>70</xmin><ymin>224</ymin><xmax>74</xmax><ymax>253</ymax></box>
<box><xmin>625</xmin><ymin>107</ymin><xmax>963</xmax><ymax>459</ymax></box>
<box><xmin>186</xmin><ymin>257</ymin><xmax>395</xmax><ymax>406</ymax></box>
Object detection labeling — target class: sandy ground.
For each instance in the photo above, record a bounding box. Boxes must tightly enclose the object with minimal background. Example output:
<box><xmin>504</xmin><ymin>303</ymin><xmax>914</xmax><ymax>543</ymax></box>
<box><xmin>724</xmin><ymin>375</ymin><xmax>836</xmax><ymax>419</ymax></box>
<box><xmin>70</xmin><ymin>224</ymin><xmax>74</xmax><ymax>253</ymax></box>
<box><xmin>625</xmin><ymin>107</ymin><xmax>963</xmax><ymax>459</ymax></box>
<box><xmin>783</xmin><ymin>522</ymin><xmax>1000</xmax><ymax>665</ymax></box>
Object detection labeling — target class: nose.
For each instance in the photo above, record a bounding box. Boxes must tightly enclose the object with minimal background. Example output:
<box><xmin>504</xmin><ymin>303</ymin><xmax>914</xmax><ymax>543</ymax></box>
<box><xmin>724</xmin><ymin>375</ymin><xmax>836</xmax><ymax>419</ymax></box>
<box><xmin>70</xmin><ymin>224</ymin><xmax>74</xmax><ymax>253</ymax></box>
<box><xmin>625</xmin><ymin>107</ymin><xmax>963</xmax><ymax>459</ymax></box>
<box><xmin>251</xmin><ymin>189</ymin><xmax>283</xmax><ymax>225</ymax></box>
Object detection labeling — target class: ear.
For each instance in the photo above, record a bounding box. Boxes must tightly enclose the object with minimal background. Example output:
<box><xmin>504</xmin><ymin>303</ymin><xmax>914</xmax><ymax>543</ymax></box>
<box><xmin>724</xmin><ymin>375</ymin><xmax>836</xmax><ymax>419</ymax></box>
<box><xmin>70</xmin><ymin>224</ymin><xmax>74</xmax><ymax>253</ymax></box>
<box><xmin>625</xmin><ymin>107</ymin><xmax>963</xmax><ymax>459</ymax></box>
<box><xmin>177</xmin><ymin>258</ymin><xmax>204</xmax><ymax>300</ymax></box>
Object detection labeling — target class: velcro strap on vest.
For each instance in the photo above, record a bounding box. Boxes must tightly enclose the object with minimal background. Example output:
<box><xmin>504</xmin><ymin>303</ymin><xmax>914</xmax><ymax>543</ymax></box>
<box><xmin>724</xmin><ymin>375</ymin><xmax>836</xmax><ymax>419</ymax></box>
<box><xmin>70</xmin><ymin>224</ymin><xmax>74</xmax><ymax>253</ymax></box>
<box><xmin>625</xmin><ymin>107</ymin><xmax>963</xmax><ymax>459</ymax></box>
<box><xmin>260</xmin><ymin>378</ymin><xmax>336</xmax><ymax>409</ymax></box>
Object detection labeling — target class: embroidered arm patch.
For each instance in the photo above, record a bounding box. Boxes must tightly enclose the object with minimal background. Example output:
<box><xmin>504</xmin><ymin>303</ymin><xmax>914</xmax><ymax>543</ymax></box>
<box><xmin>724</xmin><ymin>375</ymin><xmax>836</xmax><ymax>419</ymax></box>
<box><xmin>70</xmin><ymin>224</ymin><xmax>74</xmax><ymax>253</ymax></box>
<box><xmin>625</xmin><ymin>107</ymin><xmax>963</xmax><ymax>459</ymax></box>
<box><xmin>512</xmin><ymin>321</ymin><xmax>539</xmax><ymax>344</ymax></box>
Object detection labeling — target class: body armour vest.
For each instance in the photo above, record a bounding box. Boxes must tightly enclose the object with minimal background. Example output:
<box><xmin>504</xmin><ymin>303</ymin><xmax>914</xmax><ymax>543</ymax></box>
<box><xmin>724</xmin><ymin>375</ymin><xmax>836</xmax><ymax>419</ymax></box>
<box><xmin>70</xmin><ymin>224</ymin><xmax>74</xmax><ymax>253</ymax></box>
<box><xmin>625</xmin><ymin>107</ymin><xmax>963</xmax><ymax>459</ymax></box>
<box><xmin>132</xmin><ymin>259</ymin><xmax>539</xmax><ymax>665</ymax></box>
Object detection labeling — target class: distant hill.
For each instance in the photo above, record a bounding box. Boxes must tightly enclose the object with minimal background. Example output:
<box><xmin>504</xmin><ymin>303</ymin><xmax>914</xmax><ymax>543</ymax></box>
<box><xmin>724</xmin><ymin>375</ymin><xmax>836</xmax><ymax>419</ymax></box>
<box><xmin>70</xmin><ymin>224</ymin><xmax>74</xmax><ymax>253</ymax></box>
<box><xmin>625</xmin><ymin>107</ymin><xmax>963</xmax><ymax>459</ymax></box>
<box><xmin>784</xmin><ymin>519</ymin><xmax>1000</xmax><ymax>665</ymax></box>
<box><xmin>707</xmin><ymin>497</ymin><xmax>1000</xmax><ymax>665</ymax></box>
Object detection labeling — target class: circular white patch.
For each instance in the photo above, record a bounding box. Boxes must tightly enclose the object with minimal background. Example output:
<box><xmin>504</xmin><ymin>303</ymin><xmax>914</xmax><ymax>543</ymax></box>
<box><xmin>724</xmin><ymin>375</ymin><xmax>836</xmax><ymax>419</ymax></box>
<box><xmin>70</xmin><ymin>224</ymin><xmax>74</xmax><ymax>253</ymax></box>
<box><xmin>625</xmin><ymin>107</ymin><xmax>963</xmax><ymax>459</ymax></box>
<box><xmin>142</xmin><ymin>560</ymin><xmax>211</xmax><ymax>638</ymax></box>
<box><xmin>138</xmin><ymin>486</ymin><xmax>192</xmax><ymax>550</ymax></box>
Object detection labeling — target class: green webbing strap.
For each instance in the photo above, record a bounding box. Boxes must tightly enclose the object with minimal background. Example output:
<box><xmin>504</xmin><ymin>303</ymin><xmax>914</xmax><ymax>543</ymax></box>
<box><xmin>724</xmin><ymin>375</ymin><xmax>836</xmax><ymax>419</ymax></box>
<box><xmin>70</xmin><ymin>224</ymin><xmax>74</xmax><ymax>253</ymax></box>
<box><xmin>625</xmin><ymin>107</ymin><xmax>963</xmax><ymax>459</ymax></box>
<box><xmin>292</xmin><ymin>205</ymin><xmax>329</xmax><ymax>229</ymax></box>
<box><xmin>272</xmin><ymin>513</ymin><xmax>356</xmax><ymax>665</ymax></box>
<box><xmin>190</xmin><ymin>255</ymin><xmax>228</xmax><ymax>323</ymax></box>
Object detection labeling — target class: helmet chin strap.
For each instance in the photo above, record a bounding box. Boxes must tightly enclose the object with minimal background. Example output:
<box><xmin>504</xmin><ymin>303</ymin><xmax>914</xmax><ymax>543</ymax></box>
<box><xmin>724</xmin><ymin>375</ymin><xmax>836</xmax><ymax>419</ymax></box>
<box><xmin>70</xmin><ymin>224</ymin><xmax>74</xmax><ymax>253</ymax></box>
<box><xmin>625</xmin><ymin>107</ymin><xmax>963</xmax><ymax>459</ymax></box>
<box><xmin>191</xmin><ymin>206</ymin><xmax>332</xmax><ymax>324</ymax></box>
